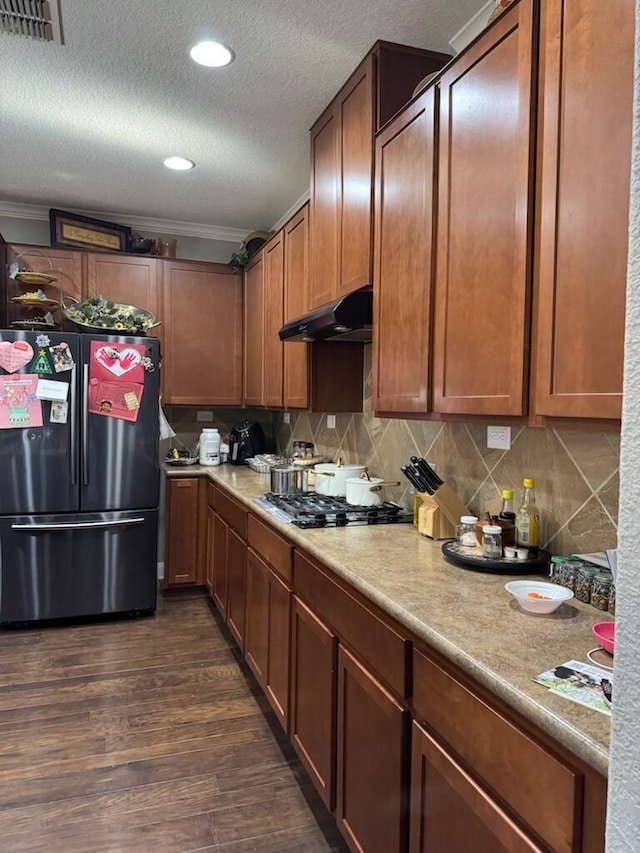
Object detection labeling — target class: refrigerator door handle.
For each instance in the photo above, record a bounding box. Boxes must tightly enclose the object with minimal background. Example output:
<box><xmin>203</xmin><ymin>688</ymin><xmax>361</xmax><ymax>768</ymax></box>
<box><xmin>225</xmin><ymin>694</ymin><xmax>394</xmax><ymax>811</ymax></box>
<box><xmin>82</xmin><ymin>363</ymin><xmax>89</xmax><ymax>485</ymax></box>
<box><xmin>11</xmin><ymin>518</ymin><xmax>146</xmax><ymax>531</ymax></box>
<box><xmin>69</xmin><ymin>365</ymin><xmax>77</xmax><ymax>486</ymax></box>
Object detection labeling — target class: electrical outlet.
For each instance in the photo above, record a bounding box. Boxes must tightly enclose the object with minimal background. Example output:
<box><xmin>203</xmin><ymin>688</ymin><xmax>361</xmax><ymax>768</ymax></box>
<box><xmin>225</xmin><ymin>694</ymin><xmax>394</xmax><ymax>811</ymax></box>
<box><xmin>487</xmin><ymin>425</ymin><xmax>511</xmax><ymax>450</ymax></box>
<box><xmin>326</xmin><ymin>414</ymin><xmax>336</xmax><ymax>429</ymax></box>
<box><xmin>196</xmin><ymin>410</ymin><xmax>214</xmax><ymax>422</ymax></box>
<box><xmin>283</xmin><ymin>412</ymin><xmax>290</xmax><ymax>424</ymax></box>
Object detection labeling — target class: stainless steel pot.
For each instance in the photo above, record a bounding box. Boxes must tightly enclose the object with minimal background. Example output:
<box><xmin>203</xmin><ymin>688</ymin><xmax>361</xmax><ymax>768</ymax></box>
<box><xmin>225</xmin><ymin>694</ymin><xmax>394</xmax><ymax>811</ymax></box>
<box><xmin>270</xmin><ymin>463</ymin><xmax>307</xmax><ymax>495</ymax></box>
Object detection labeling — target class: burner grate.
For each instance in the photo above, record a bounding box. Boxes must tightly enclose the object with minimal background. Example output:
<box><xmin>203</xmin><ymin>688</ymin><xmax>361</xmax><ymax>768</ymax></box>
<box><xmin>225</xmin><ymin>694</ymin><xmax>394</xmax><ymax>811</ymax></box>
<box><xmin>263</xmin><ymin>492</ymin><xmax>413</xmax><ymax>529</ymax></box>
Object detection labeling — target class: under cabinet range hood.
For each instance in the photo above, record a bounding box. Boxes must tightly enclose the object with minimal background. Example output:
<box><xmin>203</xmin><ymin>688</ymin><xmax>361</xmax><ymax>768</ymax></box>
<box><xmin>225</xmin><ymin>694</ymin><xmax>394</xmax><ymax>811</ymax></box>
<box><xmin>279</xmin><ymin>287</ymin><xmax>373</xmax><ymax>342</ymax></box>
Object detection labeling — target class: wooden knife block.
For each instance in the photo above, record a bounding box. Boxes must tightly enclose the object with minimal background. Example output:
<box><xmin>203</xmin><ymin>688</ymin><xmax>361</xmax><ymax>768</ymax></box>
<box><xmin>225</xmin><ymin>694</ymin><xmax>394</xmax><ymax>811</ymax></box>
<box><xmin>417</xmin><ymin>484</ymin><xmax>472</xmax><ymax>540</ymax></box>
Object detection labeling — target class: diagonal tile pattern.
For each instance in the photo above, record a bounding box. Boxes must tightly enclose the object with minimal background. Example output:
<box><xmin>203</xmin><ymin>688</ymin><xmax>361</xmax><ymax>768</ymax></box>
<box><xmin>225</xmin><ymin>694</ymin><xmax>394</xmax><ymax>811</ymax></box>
<box><xmin>163</xmin><ymin>356</ymin><xmax>620</xmax><ymax>556</ymax></box>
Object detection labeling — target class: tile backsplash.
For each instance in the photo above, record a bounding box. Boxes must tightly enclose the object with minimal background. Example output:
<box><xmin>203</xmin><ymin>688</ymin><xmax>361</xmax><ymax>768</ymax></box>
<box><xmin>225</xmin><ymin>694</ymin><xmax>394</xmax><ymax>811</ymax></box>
<box><xmin>164</xmin><ymin>350</ymin><xmax>619</xmax><ymax>557</ymax></box>
<box><xmin>274</xmin><ymin>349</ymin><xmax>620</xmax><ymax>556</ymax></box>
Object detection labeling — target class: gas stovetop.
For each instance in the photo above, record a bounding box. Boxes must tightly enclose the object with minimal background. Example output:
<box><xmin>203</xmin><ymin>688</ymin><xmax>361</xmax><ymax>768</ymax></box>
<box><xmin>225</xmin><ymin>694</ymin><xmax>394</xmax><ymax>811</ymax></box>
<box><xmin>261</xmin><ymin>492</ymin><xmax>413</xmax><ymax>529</ymax></box>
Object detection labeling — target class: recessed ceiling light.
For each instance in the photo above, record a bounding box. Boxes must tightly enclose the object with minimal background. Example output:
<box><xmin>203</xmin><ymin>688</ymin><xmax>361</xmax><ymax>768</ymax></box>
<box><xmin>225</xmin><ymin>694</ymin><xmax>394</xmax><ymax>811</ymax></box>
<box><xmin>163</xmin><ymin>157</ymin><xmax>195</xmax><ymax>171</ymax></box>
<box><xmin>190</xmin><ymin>41</ymin><xmax>234</xmax><ymax>67</ymax></box>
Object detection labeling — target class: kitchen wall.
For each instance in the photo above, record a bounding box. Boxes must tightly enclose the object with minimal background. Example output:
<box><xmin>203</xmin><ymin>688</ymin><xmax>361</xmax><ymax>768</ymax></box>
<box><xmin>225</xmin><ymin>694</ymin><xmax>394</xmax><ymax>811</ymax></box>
<box><xmin>275</xmin><ymin>347</ymin><xmax>620</xmax><ymax>556</ymax></box>
<box><xmin>161</xmin><ymin>405</ymin><xmax>278</xmax><ymax>458</ymax></box>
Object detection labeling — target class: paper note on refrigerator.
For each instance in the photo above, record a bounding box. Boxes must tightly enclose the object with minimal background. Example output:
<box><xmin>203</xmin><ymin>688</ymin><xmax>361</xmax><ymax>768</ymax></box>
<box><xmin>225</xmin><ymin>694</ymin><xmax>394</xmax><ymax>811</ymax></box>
<box><xmin>0</xmin><ymin>374</ymin><xmax>43</xmax><ymax>429</ymax></box>
<box><xmin>35</xmin><ymin>378</ymin><xmax>69</xmax><ymax>402</ymax></box>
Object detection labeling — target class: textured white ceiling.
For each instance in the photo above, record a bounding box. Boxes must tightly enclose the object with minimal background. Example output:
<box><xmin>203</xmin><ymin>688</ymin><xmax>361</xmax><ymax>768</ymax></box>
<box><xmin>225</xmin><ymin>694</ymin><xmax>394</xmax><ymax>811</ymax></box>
<box><xmin>0</xmin><ymin>0</ymin><xmax>484</xmax><ymax>234</ymax></box>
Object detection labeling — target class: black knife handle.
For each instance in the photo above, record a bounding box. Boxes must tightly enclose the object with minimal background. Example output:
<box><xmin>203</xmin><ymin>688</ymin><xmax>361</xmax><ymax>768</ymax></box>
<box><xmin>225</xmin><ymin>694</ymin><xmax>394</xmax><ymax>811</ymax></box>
<box><xmin>401</xmin><ymin>465</ymin><xmax>425</xmax><ymax>492</ymax></box>
<box><xmin>411</xmin><ymin>456</ymin><xmax>441</xmax><ymax>489</ymax></box>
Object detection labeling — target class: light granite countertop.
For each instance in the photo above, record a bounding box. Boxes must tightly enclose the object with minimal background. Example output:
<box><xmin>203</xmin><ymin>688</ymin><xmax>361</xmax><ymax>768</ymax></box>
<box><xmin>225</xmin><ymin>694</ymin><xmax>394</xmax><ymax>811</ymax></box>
<box><xmin>165</xmin><ymin>462</ymin><xmax>612</xmax><ymax>776</ymax></box>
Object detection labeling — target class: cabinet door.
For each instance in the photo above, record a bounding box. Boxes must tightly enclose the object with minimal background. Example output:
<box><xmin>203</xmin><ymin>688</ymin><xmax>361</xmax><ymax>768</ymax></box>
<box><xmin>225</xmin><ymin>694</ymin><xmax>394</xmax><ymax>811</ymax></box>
<box><xmin>164</xmin><ymin>478</ymin><xmax>199</xmax><ymax>586</ymax></box>
<box><xmin>309</xmin><ymin>104</ymin><xmax>341</xmax><ymax>309</ymax></box>
<box><xmin>265</xmin><ymin>567</ymin><xmax>291</xmax><ymax>732</ymax></box>
<box><xmin>339</xmin><ymin>54</ymin><xmax>374</xmax><ymax>295</ymax></box>
<box><xmin>336</xmin><ymin>645</ymin><xmax>409</xmax><ymax>853</ymax></box>
<box><xmin>410</xmin><ymin>721</ymin><xmax>543</xmax><ymax>853</ymax></box>
<box><xmin>373</xmin><ymin>86</ymin><xmax>436</xmax><ymax>414</ymax></box>
<box><xmin>205</xmin><ymin>504</ymin><xmax>215</xmax><ymax>597</ymax></box>
<box><xmin>243</xmin><ymin>252</ymin><xmax>265</xmax><ymax>406</ymax></box>
<box><xmin>212</xmin><ymin>514</ymin><xmax>228</xmax><ymax>618</ymax></box>
<box><xmin>283</xmin><ymin>205</ymin><xmax>310</xmax><ymax>409</ymax></box>
<box><xmin>290</xmin><ymin>596</ymin><xmax>337</xmax><ymax>809</ymax></box>
<box><xmin>533</xmin><ymin>0</ymin><xmax>634</xmax><ymax>419</ymax></box>
<box><xmin>263</xmin><ymin>233</ymin><xmax>284</xmax><ymax>408</ymax></box>
<box><xmin>86</xmin><ymin>254</ymin><xmax>160</xmax><ymax>327</ymax></box>
<box><xmin>245</xmin><ymin>549</ymin><xmax>270</xmax><ymax>684</ymax></box>
<box><xmin>432</xmin><ymin>1</ymin><xmax>535</xmax><ymax>416</ymax></box>
<box><xmin>227</xmin><ymin>528</ymin><xmax>247</xmax><ymax>650</ymax></box>
<box><xmin>163</xmin><ymin>260</ymin><xmax>242</xmax><ymax>405</ymax></box>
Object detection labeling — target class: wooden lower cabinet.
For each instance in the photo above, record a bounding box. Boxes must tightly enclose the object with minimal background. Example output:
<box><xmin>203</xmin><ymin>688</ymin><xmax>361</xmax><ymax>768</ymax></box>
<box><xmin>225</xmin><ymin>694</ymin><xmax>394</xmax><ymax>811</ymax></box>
<box><xmin>164</xmin><ymin>478</ymin><xmax>200</xmax><ymax>586</ymax></box>
<box><xmin>290</xmin><ymin>596</ymin><xmax>337</xmax><ymax>809</ymax></box>
<box><xmin>227</xmin><ymin>528</ymin><xmax>247</xmax><ymax>650</ymax></box>
<box><xmin>336</xmin><ymin>645</ymin><xmax>410</xmax><ymax>853</ymax></box>
<box><xmin>212</xmin><ymin>514</ymin><xmax>229</xmax><ymax>618</ymax></box>
<box><xmin>205</xmin><ymin>504</ymin><xmax>215</xmax><ymax>596</ymax></box>
<box><xmin>245</xmin><ymin>548</ymin><xmax>292</xmax><ymax>731</ymax></box>
<box><xmin>410</xmin><ymin>721</ymin><xmax>542</xmax><ymax>853</ymax></box>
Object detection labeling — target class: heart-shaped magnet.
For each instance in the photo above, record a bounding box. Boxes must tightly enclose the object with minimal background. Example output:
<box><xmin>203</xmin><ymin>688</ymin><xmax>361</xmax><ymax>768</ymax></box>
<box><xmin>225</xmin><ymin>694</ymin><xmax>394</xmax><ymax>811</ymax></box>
<box><xmin>0</xmin><ymin>340</ymin><xmax>35</xmax><ymax>373</ymax></box>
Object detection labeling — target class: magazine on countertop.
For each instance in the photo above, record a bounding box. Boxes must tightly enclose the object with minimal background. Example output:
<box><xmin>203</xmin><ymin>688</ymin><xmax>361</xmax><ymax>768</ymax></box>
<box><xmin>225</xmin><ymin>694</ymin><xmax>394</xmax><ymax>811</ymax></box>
<box><xmin>533</xmin><ymin>659</ymin><xmax>612</xmax><ymax>716</ymax></box>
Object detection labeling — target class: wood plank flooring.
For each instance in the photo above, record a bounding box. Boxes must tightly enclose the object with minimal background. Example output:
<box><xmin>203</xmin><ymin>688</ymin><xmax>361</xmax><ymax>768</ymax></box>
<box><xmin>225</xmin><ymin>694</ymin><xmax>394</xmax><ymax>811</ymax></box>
<box><xmin>0</xmin><ymin>592</ymin><xmax>347</xmax><ymax>853</ymax></box>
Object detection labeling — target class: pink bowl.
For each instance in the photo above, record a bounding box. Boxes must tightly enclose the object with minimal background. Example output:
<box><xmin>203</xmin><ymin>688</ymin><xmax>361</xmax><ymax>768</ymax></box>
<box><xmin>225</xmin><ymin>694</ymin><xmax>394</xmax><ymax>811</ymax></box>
<box><xmin>592</xmin><ymin>621</ymin><xmax>615</xmax><ymax>655</ymax></box>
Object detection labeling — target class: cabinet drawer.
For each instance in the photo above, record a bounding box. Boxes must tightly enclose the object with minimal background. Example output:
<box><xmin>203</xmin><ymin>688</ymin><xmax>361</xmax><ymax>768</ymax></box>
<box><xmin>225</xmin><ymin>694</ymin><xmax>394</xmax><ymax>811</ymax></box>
<box><xmin>206</xmin><ymin>481</ymin><xmax>216</xmax><ymax>510</ymax></box>
<box><xmin>248</xmin><ymin>515</ymin><xmax>292</xmax><ymax>584</ymax></box>
<box><xmin>413</xmin><ymin>649</ymin><xmax>580</xmax><ymax>853</ymax></box>
<box><xmin>216</xmin><ymin>488</ymin><xmax>247</xmax><ymax>538</ymax></box>
<box><xmin>294</xmin><ymin>550</ymin><xmax>410</xmax><ymax>698</ymax></box>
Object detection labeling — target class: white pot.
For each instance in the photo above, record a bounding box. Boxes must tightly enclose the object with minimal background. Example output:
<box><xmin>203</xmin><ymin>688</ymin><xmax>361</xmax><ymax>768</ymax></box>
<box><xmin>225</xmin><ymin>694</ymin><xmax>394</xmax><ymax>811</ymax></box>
<box><xmin>345</xmin><ymin>477</ymin><xmax>402</xmax><ymax>506</ymax></box>
<box><xmin>314</xmin><ymin>463</ymin><xmax>366</xmax><ymax>496</ymax></box>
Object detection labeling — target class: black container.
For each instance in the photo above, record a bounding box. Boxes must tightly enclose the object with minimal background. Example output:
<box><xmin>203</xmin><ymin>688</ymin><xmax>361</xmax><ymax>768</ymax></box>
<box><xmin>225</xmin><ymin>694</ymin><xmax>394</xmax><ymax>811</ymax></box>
<box><xmin>228</xmin><ymin>420</ymin><xmax>265</xmax><ymax>465</ymax></box>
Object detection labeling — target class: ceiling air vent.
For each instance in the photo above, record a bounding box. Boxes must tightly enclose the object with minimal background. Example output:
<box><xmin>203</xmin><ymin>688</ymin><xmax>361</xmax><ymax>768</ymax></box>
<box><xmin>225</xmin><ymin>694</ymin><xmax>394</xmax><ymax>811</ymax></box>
<box><xmin>0</xmin><ymin>0</ymin><xmax>63</xmax><ymax>44</ymax></box>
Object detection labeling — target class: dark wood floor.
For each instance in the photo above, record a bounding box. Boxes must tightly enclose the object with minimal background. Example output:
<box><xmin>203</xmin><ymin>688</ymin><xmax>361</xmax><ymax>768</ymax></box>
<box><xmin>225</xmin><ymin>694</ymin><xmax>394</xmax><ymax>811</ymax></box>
<box><xmin>0</xmin><ymin>592</ymin><xmax>348</xmax><ymax>853</ymax></box>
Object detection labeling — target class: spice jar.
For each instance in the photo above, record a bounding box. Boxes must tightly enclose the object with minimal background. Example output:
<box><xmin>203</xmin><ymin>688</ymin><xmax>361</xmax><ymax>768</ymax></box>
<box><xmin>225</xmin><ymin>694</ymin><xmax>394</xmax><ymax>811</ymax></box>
<box><xmin>608</xmin><ymin>583</ymin><xmax>616</xmax><ymax>617</ymax></box>
<box><xmin>575</xmin><ymin>565</ymin><xmax>598</xmax><ymax>604</ymax></box>
<box><xmin>559</xmin><ymin>557</ymin><xmax>583</xmax><ymax>592</ymax></box>
<box><xmin>456</xmin><ymin>515</ymin><xmax>479</xmax><ymax>547</ymax></box>
<box><xmin>592</xmin><ymin>571</ymin><xmax>613</xmax><ymax>611</ymax></box>
<box><xmin>549</xmin><ymin>555</ymin><xmax>565</xmax><ymax>584</ymax></box>
<box><xmin>482</xmin><ymin>525</ymin><xmax>502</xmax><ymax>559</ymax></box>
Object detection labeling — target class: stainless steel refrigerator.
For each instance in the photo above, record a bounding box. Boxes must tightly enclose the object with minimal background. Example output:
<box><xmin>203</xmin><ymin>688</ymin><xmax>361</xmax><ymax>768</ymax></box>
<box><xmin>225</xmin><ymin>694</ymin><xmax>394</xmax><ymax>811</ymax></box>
<box><xmin>0</xmin><ymin>329</ymin><xmax>160</xmax><ymax>626</ymax></box>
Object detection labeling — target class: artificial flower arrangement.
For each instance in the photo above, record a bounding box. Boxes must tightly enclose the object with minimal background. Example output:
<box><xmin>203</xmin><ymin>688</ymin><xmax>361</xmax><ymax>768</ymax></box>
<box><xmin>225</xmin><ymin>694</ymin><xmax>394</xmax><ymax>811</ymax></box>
<box><xmin>65</xmin><ymin>295</ymin><xmax>157</xmax><ymax>334</ymax></box>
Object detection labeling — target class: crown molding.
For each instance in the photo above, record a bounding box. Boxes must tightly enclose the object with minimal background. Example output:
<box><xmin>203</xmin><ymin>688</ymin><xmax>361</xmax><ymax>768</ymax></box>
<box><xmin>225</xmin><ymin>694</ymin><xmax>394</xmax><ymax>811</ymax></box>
<box><xmin>0</xmin><ymin>200</ymin><xmax>250</xmax><ymax>244</ymax></box>
<box><xmin>270</xmin><ymin>189</ymin><xmax>310</xmax><ymax>233</ymax></box>
<box><xmin>449</xmin><ymin>0</ymin><xmax>494</xmax><ymax>54</ymax></box>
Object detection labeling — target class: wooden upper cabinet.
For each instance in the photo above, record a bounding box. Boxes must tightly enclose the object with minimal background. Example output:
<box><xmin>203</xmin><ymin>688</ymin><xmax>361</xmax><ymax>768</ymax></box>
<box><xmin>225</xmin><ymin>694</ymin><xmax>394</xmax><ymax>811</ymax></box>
<box><xmin>532</xmin><ymin>0</ymin><xmax>634</xmax><ymax>420</ymax></box>
<box><xmin>283</xmin><ymin>204</ymin><xmax>310</xmax><ymax>409</ymax></box>
<box><xmin>310</xmin><ymin>104</ymin><xmax>341</xmax><ymax>309</ymax></box>
<box><xmin>162</xmin><ymin>260</ymin><xmax>242</xmax><ymax>406</ymax></box>
<box><xmin>263</xmin><ymin>232</ymin><xmax>285</xmax><ymax>408</ymax></box>
<box><xmin>309</xmin><ymin>42</ymin><xmax>450</xmax><ymax>312</ymax></box>
<box><xmin>86</xmin><ymin>253</ymin><xmax>160</xmax><ymax>320</ymax></box>
<box><xmin>339</xmin><ymin>54</ymin><xmax>374</xmax><ymax>296</ymax></box>
<box><xmin>243</xmin><ymin>251</ymin><xmax>265</xmax><ymax>406</ymax></box>
<box><xmin>373</xmin><ymin>86</ymin><xmax>437</xmax><ymax>414</ymax></box>
<box><xmin>432</xmin><ymin>1</ymin><xmax>536</xmax><ymax>416</ymax></box>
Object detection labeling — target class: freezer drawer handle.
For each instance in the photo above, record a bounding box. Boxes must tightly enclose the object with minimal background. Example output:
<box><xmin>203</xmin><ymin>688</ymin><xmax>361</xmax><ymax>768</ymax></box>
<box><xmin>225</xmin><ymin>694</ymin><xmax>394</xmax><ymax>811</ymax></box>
<box><xmin>11</xmin><ymin>518</ymin><xmax>146</xmax><ymax>531</ymax></box>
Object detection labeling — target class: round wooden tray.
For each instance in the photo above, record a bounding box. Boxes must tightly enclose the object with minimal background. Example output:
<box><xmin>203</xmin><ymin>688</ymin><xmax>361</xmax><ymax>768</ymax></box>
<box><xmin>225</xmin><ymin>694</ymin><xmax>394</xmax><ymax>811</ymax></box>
<box><xmin>442</xmin><ymin>539</ymin><xmax>550</xmax><ymax>575</ymax></box>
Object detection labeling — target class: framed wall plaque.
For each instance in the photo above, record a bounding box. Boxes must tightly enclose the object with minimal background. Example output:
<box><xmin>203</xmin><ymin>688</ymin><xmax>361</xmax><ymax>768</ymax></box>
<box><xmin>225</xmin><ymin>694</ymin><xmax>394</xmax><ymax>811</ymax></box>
<box><xmin>49</xmin><ymin>209</ymin><xmax>131</xmax><ymax>252</ymax></box>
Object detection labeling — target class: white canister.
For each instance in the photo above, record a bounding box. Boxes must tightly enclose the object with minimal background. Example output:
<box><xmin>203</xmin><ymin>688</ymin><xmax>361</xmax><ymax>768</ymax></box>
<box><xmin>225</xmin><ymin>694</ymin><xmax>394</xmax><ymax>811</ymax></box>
<box><xmin>199</xmin><ymin>428</ymin><xmax>221</xmax><ymax>466</ymax></box>
<box><xmin>314</xmin><ymin>463</ymin><xmax>366</xmax><ymax>496</ymax></box>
